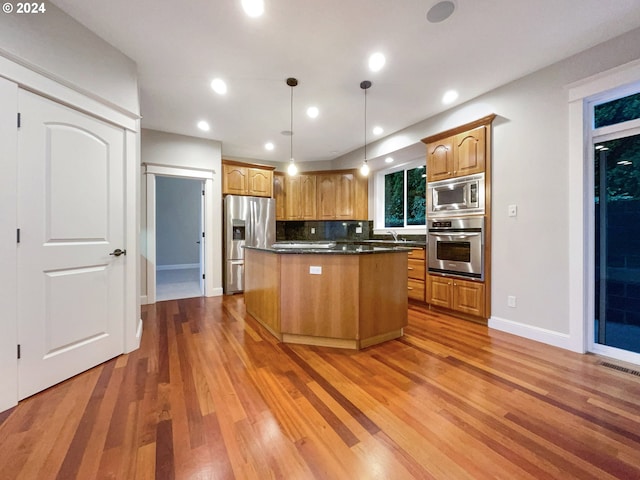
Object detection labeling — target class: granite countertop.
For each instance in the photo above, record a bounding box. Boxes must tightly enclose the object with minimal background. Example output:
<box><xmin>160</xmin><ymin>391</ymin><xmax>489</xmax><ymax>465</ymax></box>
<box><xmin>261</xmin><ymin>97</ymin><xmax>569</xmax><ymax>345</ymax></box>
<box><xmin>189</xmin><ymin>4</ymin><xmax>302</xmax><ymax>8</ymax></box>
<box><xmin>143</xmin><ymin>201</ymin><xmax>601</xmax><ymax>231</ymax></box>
<box><xmin>245</xmin><ymin>243</ymin><xmax>414</xmax><ymax>255</ymax></box>
<box><xmin>340</xmin><ymin>239</ymin><xmax>427</xmax><ymax>248</ymax></box>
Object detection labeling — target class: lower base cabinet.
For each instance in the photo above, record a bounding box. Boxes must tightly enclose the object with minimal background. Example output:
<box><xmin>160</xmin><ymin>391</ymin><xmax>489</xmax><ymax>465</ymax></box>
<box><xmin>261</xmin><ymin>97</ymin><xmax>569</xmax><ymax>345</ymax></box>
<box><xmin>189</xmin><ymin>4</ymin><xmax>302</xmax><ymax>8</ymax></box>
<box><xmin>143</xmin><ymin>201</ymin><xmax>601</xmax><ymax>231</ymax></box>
<box><xmin>427</xmin><ymin>274</ymin><xmax>485</xmax><ymax>318</ymax></box>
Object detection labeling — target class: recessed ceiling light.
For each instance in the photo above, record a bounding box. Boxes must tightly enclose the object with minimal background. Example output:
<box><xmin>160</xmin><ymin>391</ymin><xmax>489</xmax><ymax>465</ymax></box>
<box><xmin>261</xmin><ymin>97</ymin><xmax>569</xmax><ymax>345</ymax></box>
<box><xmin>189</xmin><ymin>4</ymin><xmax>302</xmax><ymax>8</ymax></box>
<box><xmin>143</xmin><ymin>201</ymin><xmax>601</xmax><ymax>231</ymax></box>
<box><xmin>265</xmin><ymin>142</ymin><xmax>274</xmax><ymax>151</ymax></box>
<box><xmin>241</xmin><ymin>0</ymin><xmax>264</xmax><ymax>17</ymax></box>
<box><xmin>427</xmin><ymin>1</ymin><xmax>455</xmax><ymax>23</ymax></box>
<box><xmin>368</xmin><ymin>52</ymin><xmax>386</xmax><ymax>72</ymax></box>
<box><xmin>306</xmin><ymin>106</ymin><xmax>319</xmax><ymax>118</ymax></box>
<box><xmin>442</xmin><ymin>89</ymin><xmax>459</xmax><ymax>104</ymax></box>
<box><xmin>385</xmin><ymin>157</ymin><xmax>394</xmax><ymax>163</ymax></box>
<box><xmin>210</xmin><ymin>78</ymin><xmax>227</xmax><ymax>95</ymax></box>
<box><xmin>197</xmin><ymin>121</ymin><xmax>210</xmax><ymax>131</ymax></box>
<box><xmin>373</xmin><ymin>126</ymin><xmax>384</xmax><ymax>135</ymax></box>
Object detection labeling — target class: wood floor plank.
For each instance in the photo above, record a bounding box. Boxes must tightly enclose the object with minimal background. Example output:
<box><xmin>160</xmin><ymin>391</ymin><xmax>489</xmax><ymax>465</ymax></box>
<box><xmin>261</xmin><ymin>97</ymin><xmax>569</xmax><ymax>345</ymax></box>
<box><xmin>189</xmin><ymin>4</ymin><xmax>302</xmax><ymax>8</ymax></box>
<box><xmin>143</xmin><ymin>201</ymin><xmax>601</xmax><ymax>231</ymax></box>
<box><xmin>1</xmin><ymin>295</ymin><xmax>640</xmax><ymax>479</ymax></box>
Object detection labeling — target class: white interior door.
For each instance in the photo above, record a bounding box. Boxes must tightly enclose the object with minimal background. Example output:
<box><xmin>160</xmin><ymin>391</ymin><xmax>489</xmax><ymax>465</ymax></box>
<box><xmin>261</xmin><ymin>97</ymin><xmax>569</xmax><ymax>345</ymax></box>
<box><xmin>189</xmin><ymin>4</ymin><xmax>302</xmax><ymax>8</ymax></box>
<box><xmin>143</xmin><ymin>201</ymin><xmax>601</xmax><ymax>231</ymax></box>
<box><xmin>17</xmin><ymin>90</ymin><xmax>126</xmax><ymax>400</ymax></box>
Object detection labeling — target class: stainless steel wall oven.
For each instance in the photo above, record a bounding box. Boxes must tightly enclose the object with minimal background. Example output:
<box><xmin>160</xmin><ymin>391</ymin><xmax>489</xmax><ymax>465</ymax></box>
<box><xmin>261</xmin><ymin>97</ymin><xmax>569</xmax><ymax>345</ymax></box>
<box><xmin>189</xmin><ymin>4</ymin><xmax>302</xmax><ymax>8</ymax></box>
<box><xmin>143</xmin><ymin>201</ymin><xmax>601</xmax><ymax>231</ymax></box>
<box><xmin>427</xmin><ymin>216</ymin><xmax>484</xmax><ymax>279</ymax></box>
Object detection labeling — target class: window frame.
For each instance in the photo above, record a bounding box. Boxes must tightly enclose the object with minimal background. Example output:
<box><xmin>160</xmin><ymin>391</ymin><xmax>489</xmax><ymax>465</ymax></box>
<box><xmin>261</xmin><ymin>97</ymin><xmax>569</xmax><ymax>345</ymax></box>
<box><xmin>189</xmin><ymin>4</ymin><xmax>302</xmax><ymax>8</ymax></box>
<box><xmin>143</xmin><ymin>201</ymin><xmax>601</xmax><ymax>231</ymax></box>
<box><xmin>373</xmin><ymin>157</ymin><xmax>427</xmax><ymax>235</ymax></box>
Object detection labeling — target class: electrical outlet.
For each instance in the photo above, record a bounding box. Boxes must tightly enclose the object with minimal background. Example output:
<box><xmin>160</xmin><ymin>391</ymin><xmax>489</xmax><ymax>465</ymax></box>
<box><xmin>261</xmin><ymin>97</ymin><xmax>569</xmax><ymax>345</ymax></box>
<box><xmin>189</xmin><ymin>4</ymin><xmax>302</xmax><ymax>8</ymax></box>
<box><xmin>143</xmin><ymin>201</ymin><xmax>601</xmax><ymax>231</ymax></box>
<box><xmin>355</xmin><ymin>226</ymin><xmax>362</xmax><ymax>234</ymax></box>
<box><xmin>508</xmin><ymin>204</ymin><xmax>518</xmax><ymax>217</ymax></box>
<box><xmin>507</xmin><ymin>295</ymin><xmax>517</xmax><ymax>308</ymax></box>
<box><xmin>311</xmin><ymin>227</ymin><xmax>316</xmax><ymax>234</ymax></box>
<box><xmin>309</xmin><ymin>266</ymin><xmax>322</xmax><ymax>275</ymax></box>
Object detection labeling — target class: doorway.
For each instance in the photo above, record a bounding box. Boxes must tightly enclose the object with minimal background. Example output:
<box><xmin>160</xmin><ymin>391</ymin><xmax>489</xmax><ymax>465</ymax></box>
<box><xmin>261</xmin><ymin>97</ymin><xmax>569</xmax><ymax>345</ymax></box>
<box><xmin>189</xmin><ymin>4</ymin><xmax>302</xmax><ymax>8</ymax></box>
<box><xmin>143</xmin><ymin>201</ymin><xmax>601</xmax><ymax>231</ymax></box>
<box><xmin>155</xmin><ymin>176</ymin><xmax>204</xmax><ymax>301</ymax></box>
<box><xmin>591</xmin><ymin>90</ymin><xmax>640</xmax><ymax>362</ymax></box>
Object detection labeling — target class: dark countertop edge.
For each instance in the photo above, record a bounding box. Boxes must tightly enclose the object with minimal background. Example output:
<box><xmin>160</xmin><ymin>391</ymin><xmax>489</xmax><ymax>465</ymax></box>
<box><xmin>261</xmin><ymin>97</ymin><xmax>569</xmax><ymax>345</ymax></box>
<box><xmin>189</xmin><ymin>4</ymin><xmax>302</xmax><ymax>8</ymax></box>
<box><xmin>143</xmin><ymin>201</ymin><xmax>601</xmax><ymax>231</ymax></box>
<box><xmin>244</xmin><ymin>245</ymin><xmax>414</xmax><ymax>255</ymax></box>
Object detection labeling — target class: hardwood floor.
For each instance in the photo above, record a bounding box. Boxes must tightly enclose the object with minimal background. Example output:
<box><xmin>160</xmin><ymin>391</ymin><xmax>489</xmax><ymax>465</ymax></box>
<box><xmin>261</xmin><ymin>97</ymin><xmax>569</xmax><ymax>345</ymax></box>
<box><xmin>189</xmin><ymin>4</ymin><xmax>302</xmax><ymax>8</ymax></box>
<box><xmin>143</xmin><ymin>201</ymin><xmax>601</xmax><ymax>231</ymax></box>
<box><xmin>1</xmin><ymin>296</ymin><xmax>640</xmax><ymax>479</ymax></box>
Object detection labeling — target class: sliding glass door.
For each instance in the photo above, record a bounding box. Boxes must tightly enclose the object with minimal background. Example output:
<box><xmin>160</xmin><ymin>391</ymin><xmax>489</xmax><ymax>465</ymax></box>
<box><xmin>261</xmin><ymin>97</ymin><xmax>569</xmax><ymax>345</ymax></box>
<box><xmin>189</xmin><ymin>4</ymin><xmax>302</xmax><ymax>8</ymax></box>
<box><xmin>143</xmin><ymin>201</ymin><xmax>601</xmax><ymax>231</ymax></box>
<box><xmin>593</xmin><ymin>91</ymin><xmax>640</xmax><ymax>355</ymax></box>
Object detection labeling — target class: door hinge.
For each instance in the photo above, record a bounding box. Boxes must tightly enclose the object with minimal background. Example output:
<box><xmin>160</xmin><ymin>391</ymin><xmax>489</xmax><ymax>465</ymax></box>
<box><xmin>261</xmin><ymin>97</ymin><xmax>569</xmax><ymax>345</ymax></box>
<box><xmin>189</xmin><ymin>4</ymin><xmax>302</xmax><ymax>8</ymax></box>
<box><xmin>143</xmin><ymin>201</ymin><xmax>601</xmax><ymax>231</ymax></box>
<box><xmin>202</xmin><ymin>274</ymin><xmax>205</xmax><ymax>280</ymax></box>
<box><xmin>202</xmin><ymin>232</ymin><xmax>205</xmax><ymax>238</ymax></box>
<box><xmin>17</xmin><ymin>228</ymin><xmax>20</xmax><ymax>244</ymax></box>
<box><xmin>17</xmin><ymin>344</ymin><xmax>21</xmax><ymax>359</ymax></box>
<box><xmin>202</xmin><ymin>190</ymin><xmax>205</xmax><ymax>196</ymax></box>
<box><xmin>17</xmin><ymin>112</ymin><xmax>21</xmax><ymax>128</ymax></box>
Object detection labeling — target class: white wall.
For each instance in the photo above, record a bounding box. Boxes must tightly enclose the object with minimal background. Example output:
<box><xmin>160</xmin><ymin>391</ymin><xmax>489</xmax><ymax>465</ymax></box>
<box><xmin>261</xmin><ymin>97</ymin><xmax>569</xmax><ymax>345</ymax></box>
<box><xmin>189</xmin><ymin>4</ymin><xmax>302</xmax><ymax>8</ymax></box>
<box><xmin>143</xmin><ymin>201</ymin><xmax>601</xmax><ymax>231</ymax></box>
<box><xmin>334</xmin><ymin>27</ymin><xmax>640</xmax><ymax>348</ymax></box>
<box><xmin>0</xmin><ymin>4</ymin><xmax>139</xmax><ymax>116</ymax></box>
<box><xmin>141</xmin><ymin>129</ymin><xmax>223</xmax><ymax>298</ymax></box>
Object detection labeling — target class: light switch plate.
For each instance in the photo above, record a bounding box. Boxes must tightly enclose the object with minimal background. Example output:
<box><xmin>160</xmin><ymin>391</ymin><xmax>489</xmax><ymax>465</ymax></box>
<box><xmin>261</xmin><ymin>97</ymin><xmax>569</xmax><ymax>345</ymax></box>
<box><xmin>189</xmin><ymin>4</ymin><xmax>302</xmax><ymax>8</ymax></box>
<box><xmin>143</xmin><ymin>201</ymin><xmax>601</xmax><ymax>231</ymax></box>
<box><xmin>508</xmin><ymin>204</ymin><xmax>518</xmax><ymax>217</ymax></box>
<box><xmin>309</xmin><ymin>266</ymin><xmax>322</xmax><ymax>275</ymax></box>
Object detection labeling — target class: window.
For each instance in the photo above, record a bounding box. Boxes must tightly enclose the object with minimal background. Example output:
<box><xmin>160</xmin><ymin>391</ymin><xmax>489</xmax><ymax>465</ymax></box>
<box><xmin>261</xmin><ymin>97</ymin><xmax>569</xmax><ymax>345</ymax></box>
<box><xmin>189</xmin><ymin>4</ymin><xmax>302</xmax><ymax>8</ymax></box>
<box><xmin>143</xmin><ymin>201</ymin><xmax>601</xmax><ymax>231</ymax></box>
<box><xmin>376</xmin><ymin>160</ymin><xmax>426</xmax><ymax>230</ymax></box>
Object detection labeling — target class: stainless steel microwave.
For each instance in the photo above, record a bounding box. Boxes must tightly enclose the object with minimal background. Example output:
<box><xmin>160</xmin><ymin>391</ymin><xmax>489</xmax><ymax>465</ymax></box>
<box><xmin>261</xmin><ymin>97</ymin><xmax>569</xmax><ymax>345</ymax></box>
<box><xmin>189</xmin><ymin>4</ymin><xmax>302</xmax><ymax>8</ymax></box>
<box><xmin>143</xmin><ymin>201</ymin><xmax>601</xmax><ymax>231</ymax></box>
<box><xmin>427</xmin><ymin>173</ymin><xmax>485</xmax><ymax>217</ymax></box>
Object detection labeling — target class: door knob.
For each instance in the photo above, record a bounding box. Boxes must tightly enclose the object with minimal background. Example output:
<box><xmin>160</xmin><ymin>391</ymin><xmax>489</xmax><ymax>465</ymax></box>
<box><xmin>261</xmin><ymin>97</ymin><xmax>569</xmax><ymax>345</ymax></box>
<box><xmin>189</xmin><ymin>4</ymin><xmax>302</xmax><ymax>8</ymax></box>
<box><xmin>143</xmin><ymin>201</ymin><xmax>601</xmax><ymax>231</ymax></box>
<box><xmin>109</xmin><ymin>248</ymin><xmax>126</xmax><ymax>257</ymax></box>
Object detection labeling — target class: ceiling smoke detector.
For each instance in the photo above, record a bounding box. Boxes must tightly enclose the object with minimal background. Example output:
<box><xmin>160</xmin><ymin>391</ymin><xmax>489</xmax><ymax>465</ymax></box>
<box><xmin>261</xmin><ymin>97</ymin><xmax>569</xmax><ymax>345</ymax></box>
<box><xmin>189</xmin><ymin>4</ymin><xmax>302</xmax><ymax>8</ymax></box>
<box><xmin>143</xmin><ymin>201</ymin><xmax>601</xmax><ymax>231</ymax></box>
<box><xmin>427</xmin><ymin>1</ymin><xmax>456</xmax><ymax>23</ymax></box>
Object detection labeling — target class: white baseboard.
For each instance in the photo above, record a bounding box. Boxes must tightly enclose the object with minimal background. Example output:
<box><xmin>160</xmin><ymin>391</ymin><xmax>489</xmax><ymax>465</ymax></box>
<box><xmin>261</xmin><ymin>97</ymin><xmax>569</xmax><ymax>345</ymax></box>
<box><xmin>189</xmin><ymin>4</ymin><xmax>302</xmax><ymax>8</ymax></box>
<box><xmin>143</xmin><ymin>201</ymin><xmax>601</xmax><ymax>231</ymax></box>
<box><xmin>488</xmin><ymin>316</ymin><xmax>573</xmax><ymax>351</ymax></box>
<box><xmin>157</xmin><ymin>263</ymin><xmax>199</xmax><ymax>271</ymax></box>
<box><xmin>207</xmin><ymin>287</ymin><xmax>224</xmax><ymax>297</ymax></box>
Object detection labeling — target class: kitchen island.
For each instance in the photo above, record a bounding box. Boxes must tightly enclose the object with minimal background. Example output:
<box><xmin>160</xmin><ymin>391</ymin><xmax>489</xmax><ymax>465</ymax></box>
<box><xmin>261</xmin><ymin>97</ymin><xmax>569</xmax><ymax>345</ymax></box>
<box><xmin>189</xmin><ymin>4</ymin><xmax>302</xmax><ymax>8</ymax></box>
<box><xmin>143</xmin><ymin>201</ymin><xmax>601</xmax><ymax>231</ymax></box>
<box><xmin>244</xmin><ymin>244</ymin><xmax>409</xmax><ymax>349</ymax></box>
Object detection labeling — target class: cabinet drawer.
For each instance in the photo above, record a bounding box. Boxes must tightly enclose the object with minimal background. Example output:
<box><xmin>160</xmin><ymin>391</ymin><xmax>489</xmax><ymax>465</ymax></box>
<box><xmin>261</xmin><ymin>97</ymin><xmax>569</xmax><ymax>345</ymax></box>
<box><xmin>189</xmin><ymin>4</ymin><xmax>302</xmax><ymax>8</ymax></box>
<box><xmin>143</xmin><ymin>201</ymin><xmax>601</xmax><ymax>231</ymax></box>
<box><xmin>407</xmin><ymin>248</ymin><xmax>425</xmax><ymax>260</ymax></box>
<box><xmin>407</xmin><ymin>258</ymin><xmax>425</xmax><ymax>280</ymax></box>
<box><xmin>408</xmin><ymin>278</ymin><xmax>425</xmax><ymax>301</ymax></box>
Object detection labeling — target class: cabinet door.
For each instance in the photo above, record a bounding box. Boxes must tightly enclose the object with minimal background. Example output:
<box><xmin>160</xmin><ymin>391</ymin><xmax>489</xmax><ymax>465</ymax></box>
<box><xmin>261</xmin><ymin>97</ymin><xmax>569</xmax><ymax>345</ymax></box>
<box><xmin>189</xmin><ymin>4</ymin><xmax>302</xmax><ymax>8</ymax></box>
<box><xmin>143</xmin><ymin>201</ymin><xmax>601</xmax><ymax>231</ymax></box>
<box><xmin>223</xmin><ymin>164</ymin><xmax>248</xmax><ymax>195</ymax></box>
<box><xmin>427</xmin><ymin>137</ymin><xmax>454</xmax><ymax>182</ymax></box>
<box><xmin>317</xmin><ymin>174</ymin><xmax>336</xmax><ymax>219</ymax></box>
<box><xmin>248</xmin><ymin>168</ymin><xmax>273</xmax><ymax>197</ymax></box>
<box><xmin>300</xmin><ymin>175</ymin><xmax>317</xmax><ymax>219</ymax></box>
<box><xmin>427</xmin><ymin>275</ymin><xmax>452</xmax><ymax>308</ymax></box>
<box><xmin>273</xmin><ymin>173</ymin><xmax>285</xmax><ymax>220</ymax></box>
<box><xmin>452</xmin><ymin>279</ymin><xmax>485</xmax><ymax>317</ymax></box>
<box><xmin>454</xmin><ymin>126</ymin><xmax>485</xmax><ymax>177</ymax></box>
<box><xmin>335</xmin><ymin>173</ymin><xmax>355</xmax><ymax>219</ymax></box>
<box><xmin>285</xmin><ymin>175</ymin><xmax>301</xmax><ymax>219</ymax></box>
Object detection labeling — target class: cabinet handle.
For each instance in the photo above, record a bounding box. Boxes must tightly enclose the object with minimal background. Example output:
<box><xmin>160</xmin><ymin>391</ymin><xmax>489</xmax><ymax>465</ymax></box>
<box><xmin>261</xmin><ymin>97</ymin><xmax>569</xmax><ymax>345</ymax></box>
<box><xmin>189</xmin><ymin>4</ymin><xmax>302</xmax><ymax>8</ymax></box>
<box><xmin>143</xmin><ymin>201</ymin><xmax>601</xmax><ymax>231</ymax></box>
<box><xmin>408</xmin><ymin>287</ymin><xmax>413</xmax><ymax>291</ymax></box>
<box><xmin>408</xmin><ymin>267</ymin><xmax>414</xmax><ymax>270</ymax></box>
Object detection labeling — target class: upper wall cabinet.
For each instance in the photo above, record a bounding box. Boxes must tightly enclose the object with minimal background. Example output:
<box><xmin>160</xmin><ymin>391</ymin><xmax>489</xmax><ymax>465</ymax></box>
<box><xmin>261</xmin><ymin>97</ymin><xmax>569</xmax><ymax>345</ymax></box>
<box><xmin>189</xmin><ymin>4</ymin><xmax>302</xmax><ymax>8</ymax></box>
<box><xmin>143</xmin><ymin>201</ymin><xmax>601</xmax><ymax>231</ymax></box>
<box><xmin>277</xmin><ymin>169</ymin><xmax>368</xmax><ymax>221</ymax></box>
<box><xmin>222</xmin><ymin>160</ymin><xmax>274</xmax><ymax>197</ymax></box>
<box><xmin>285</xmin><ymin>174</ymin><xmax>317</xmax><ymax>220</ymax></box>
<box><xmin>425</xmin><ymin>125</ymin><xmax>486</xmax><ymax>182</ymax></box>
<box><xmin>273</xmin><ymin>173</ymin><xmax>286</xmax><ymax>220</ymax></box>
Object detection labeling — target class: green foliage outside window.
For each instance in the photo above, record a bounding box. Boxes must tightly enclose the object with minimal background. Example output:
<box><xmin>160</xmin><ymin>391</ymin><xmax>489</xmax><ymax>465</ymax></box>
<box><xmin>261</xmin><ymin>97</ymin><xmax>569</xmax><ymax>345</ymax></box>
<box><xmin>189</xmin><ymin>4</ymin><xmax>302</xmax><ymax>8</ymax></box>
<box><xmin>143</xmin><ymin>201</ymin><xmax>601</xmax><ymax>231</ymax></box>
<box><xmin>384</xmin><ymin>165</ymin><xmax>426</xmax><ymax>228</ymax></box>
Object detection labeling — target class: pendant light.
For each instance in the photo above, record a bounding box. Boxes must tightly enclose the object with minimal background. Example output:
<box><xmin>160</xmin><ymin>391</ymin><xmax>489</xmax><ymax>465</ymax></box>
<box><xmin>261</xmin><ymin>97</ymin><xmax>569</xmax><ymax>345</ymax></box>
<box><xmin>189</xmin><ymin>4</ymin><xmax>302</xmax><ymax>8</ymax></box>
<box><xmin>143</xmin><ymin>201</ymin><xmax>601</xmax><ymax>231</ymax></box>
<box><xmin>360</xmin><ymin>80</ymin><xmax>372</xmax><ymax>176</ymax></box>
<box><xmin>286</xmin><ymin>77</ymin><xmax>298</xmax><ymax>176</ymax></box>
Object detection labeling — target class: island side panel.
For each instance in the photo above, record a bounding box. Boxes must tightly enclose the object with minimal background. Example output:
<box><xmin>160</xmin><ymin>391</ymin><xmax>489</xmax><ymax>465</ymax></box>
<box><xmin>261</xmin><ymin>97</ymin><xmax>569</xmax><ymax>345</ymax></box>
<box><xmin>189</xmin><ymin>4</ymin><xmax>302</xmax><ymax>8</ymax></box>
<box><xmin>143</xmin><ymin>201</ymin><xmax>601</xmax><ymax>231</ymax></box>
<box><xmin>244</xmin><ymin>249</ymin><xmax>281</xmax><ymax>338</ymax></box>
<box><xmin>280</xmin><ymin>254</ymin><xmax>359</xmax><ymax>340</ymax></box>
<box><xmin>359</xmin><ymin>252</ymin><xmax>408</xmax><ymax>344</ymax></box>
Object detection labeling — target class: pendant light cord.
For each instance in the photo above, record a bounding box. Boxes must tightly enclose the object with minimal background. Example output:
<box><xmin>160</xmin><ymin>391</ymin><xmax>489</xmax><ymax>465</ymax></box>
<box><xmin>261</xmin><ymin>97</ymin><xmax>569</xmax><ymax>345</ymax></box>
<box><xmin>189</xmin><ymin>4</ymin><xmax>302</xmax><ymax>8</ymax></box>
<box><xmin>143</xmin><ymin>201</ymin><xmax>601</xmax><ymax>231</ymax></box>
<box><xmin>290</xmin><ymin>84</ymin><xmax>294</xmax><ymax>161</ymax></box>
<box><xmin>363</xmin><ymin>86</ymin><xmax>367</xmax><ymax>162</ymax></box>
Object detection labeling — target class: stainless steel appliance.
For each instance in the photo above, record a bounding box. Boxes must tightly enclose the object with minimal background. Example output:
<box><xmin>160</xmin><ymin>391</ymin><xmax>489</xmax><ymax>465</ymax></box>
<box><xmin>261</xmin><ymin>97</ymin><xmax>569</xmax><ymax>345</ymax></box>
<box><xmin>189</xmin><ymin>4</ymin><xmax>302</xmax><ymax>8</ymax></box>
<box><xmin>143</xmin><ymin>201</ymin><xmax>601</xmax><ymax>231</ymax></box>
<box><xmin>428</xmin><ymin>216</ymin><xmax>484</xmax><ymax>279</ymax></box>
<box><xmin>427</xmin><ymin>173</ymin><xmax>485</xmax><ymax>217</ymax></box>
<box><xmin>224</xmin><ymin>195</ymin><xmax>276</xmax><ymax>293</ymax></box>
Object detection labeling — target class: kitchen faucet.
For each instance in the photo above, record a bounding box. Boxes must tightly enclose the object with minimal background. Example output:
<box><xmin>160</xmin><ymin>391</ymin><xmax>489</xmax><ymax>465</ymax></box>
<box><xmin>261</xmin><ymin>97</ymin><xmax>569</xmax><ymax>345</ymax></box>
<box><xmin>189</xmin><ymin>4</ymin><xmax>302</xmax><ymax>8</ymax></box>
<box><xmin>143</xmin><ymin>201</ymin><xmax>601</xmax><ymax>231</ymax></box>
<box><xmin>387</xmin><ymin>230</ymin><xmax>398</xmax><ymax>241</ymax></box>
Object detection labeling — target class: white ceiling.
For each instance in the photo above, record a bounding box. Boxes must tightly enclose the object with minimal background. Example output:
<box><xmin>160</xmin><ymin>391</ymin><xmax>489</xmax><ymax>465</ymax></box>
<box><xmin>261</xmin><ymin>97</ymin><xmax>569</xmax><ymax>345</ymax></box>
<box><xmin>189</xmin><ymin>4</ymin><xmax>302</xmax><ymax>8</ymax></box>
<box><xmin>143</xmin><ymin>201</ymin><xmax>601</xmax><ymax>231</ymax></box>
<box><xmin>51</xmin><ymin>0</ymin><xmax>640</xmax><ymax>165</ymax></box>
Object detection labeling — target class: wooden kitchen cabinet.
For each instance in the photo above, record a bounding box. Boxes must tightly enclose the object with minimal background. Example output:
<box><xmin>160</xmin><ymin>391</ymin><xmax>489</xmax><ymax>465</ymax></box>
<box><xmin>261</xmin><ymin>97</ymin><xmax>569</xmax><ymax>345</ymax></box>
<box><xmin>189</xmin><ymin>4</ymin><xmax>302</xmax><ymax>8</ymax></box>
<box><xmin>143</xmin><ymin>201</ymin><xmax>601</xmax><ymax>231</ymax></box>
<box><xmin>317</xmin><ymin>172</ymin><xmax>356</xmax><ymax>219</ymax></box>
<box><xmin>427</xmin><ymin>274</ymin><xmax>485</xmax><ymax>317</ymax></box>
<box><xmin>222</xmin><ymin>164</ymin><xmax>248</xmax><ymax>195</ymax></box>
<box><xmin>407</xmin><ymin>248</ymin><xmax>426</xmax><ymax>302</ymax></box>
<box><xmin>285</xmin><ymin>174</ymin><xmax>316</xmax><ymax>219</ymax></box>
<box><xmin>426</xmin><ymin>125</ymin><xmax>485</xmax><ymax>181</ymax></box>
<box><xmin>453</xmin><ymin>126</ymin><xmax>485</xmax><ymax>178</ymax></box>
<box><xmin>248</xmin><ymin>168</ymin><xmax>273</xmax><ymax>197</ymax></box>
<box><xmin>426</xmin><ymin>136</ymin><xmax>455</xmax><ymax>182</ymax></box>
<box><xmin>222</xmin><ymin>160</ymin><xmax>274</xmax><ymax>197</ymax></box>
<box><xmin>273</xmin><ymin>173</ymin><xmax>285</xmax><ymax>220</ymax></box>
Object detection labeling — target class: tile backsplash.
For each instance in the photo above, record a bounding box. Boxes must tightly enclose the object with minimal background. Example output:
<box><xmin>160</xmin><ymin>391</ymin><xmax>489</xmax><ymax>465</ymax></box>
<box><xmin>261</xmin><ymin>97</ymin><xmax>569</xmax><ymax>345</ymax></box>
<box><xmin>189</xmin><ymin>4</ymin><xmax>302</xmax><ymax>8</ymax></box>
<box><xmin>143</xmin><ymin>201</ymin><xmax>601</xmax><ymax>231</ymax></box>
<box><xmin>277</xmin><ymin>220</ymin><xmax>427</xmax><ymax>244</ymax></box>
<box><xmin>277</xmin><ymin>220</ymin><xmax>372</xmax><ymax>241</ymax></box>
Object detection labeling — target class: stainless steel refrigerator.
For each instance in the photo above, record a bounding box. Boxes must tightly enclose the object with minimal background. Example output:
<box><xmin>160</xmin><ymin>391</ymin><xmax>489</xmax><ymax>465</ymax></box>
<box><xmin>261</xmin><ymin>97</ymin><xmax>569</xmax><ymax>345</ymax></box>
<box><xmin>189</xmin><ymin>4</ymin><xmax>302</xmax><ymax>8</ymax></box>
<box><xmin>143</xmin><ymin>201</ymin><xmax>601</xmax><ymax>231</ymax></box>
<box><xmin>223</xmin><ymin>195</ymin><xmax>276</xmax><ymax>294</ymax></box>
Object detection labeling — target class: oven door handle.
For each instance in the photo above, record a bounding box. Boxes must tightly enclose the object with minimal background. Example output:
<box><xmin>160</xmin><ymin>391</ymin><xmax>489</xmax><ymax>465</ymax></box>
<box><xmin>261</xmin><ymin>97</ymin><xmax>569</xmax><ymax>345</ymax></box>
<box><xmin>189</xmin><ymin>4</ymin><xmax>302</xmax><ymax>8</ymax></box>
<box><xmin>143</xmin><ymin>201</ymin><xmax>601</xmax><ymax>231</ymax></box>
<box><xmin>428</xmin><ymin>232</ymin><xmax>481</xmax><ymax>240</ymax></box>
